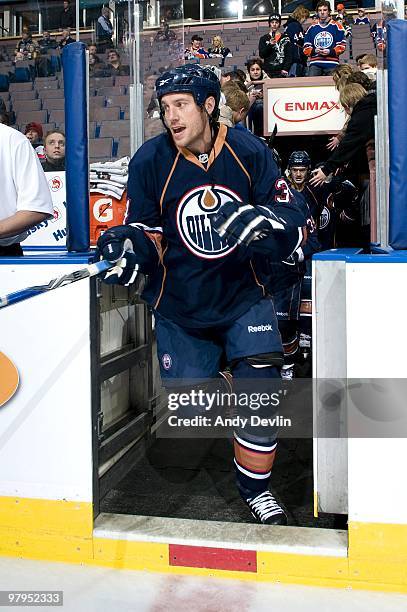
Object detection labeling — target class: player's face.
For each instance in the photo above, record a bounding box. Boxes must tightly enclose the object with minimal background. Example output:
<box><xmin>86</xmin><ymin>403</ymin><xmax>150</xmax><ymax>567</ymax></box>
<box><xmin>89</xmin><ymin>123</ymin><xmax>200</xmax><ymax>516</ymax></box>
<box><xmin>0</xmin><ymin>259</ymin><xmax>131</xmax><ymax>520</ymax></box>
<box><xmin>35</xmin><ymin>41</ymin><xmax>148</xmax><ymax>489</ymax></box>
<box><xmin>249</xmin><ymin>63</ymin><xmax>262</xmax><ymax>80</ymax></box>
<box><xmin>45</xmin><ymin>133</ymin><xmax>66</xmax><ymax>161</ymax></box>
<box><xmin>161</xmin><ymin>92</ymin><xmax>214</xmax><ymax>153</ymax></box>
<box><xmin>318</xmin><ymin>6</ymin><xmax>330</xmax><ymax>22</ymax></box>
<box><xmin>290</xmin><ymin>166</ymin><xmax>308</xmax><ymax>185</ymax></box>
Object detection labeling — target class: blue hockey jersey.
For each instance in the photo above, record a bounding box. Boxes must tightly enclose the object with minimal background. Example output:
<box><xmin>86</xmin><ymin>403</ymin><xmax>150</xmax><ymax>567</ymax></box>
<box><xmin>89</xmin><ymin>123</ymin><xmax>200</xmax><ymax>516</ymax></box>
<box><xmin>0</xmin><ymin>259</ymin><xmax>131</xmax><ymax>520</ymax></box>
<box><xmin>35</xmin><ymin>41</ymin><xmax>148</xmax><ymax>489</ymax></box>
<box><xmin>125</xmin><ymin>124</ymin><xmax>305</xmax><ymax>328</ymax></box>
<box><xmin>303</xmin><ymin>19</ymin><xmax>346</xmax><ymax>69</ymax></box>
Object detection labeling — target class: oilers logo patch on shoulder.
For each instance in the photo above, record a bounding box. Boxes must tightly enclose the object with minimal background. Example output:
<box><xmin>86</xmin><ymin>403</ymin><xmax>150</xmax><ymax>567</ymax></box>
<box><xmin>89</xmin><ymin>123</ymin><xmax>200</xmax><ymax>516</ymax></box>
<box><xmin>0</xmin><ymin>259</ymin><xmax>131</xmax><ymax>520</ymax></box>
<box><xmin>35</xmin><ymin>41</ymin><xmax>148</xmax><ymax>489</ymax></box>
<box><xmin>176</xmin><ymin>185</ymin><xmax>240</xmax><ymax>259</ymax></box>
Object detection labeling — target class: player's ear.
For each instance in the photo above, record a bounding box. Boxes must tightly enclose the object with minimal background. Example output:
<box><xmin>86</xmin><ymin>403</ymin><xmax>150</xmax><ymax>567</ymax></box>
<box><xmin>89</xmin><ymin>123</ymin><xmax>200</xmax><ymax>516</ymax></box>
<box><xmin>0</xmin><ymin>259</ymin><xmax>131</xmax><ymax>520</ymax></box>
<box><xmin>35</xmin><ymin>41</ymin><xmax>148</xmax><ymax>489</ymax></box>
<box><xmin>204</xmin><ymin>96</ymin><xmax>216</xmax><ymax>117</ymax></box>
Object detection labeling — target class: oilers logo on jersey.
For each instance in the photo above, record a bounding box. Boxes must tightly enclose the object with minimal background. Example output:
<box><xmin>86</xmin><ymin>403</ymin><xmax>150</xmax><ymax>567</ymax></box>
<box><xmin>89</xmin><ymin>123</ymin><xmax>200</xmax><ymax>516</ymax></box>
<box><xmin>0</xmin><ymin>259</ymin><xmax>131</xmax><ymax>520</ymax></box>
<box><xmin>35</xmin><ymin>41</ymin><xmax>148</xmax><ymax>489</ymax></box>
<box><xmin>314</xmin><ymin>30</ymin><xmax>333</xmax><ymax>49</ymax></box>
<box><xmin>176</xmin><ymin>184</ymin><xmax>240</xmax><ymax>259</ymax></box>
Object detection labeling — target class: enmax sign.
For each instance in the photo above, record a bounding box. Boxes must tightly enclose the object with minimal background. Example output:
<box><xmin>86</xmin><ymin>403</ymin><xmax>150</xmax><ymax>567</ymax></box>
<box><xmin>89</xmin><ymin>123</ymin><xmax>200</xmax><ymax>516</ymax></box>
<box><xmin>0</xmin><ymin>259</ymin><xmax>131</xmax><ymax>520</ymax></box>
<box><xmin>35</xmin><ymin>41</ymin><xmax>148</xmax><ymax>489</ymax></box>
<box><xmin>266</xmin><ymin>85</ymin><xmax>345</xmax><ymax>135</ymax></box>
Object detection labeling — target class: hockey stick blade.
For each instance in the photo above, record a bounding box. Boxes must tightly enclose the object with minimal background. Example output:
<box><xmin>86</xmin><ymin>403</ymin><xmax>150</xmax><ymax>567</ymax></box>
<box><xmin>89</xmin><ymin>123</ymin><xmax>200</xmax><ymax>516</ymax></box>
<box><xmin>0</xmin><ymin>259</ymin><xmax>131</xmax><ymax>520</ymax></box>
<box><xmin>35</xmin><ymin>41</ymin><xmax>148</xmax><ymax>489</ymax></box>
<box><xmin>0</xmin><ymin>259</ymin><xmax>114</xmax><ymax>310</ymax></box>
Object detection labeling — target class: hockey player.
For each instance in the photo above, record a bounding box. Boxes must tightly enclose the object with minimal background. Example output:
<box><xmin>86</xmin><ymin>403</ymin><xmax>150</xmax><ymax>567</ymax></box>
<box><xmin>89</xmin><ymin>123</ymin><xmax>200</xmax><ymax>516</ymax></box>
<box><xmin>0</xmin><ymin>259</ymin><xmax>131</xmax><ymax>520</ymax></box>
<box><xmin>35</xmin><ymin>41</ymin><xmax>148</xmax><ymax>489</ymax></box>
<box><xmin>97</xmin><ymin>65</ymin><xmax>306</xmax><ymax>525</ymax></box>
<box><xmin>266</xmin><ymin>151</ymin><xmax>320</xmax><ymax>379</ymax></box>
<box><xmin>303</xmin><ymin>0</ymin><xmax>346</xmax><ymax>76</ymax></box>
<box><xmin>283</xmin><ymin>151</ymin><xmax>358</xmax><ymax>358</ymax></box>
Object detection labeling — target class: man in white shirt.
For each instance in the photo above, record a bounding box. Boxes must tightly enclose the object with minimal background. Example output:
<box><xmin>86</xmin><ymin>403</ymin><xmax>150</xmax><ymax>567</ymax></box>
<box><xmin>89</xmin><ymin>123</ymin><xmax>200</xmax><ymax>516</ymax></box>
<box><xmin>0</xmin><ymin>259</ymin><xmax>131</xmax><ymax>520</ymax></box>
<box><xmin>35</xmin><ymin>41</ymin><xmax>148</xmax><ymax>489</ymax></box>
<box><xmin>0</xmin><ymin>123</ymin><xmax>54</xmax><ymax>255</ymax></box>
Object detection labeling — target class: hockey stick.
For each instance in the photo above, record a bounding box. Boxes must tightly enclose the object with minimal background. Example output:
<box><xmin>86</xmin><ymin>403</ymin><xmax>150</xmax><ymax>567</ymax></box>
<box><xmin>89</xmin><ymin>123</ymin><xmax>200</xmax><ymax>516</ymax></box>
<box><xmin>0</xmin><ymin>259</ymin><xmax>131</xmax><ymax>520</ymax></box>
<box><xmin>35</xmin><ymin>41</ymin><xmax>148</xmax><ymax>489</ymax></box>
<box><xmin>0</xmin><ymin>259</ymin><xmax>114</xmax><ymax>310</ymax></box>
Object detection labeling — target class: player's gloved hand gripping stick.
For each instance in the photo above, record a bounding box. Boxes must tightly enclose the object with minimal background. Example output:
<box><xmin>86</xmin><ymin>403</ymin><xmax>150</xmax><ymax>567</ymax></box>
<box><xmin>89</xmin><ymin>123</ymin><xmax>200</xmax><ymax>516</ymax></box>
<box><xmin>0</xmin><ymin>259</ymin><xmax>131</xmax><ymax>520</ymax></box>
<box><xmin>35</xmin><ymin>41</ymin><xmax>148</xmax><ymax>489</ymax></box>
<box><xmin>96</xmin><ymin>225</ymin><xmax>141</xmax><ymax>286</ymax></box>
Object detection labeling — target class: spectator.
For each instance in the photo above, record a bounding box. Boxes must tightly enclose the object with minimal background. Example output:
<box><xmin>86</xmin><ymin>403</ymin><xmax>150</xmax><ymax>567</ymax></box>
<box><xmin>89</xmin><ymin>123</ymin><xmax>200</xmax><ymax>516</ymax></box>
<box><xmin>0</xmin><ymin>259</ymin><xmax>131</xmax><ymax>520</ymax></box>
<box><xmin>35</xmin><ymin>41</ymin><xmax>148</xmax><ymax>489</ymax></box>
<box><xmin>285</xmin><ymin>5</ymin><xmax>310</xmax><ymax>77</ymax></box>
<box><xmin>58</xmin><ymin>28</ymin><xmax>75</xmax><ymax>49</ymax></box>
<box><xmin>219</xmin><ymin>82</ymin><xmax>250</xmax><ymax>128</ymax></box>
<box><xmin>208</xmin><ymin>35</ymin><xmax>232</xmax><ymax>67</ymax></box>
<box><xmin>184</xmin><ymin>34</ymin><xmax>208</xmax><ymax>60</ymax></box>
<box><xmin>354</xmin><ymin>8</ymin><xmax>370</xmax><ymax>26</ymax></box>
<box><xmin>38</xmin><ymin>30</ymin><xmax>58</xmax><ymax>53</ymax></box>
<box><xmin>244</xmin><ymin>57</ymin><xmax>268</xmax><ymax>137</ymax></box>
<box><xmin>155</xmin><ymin>18</ymin><xmax>176</xmax><ymax>42</ymax></box>
<box><xmin>24</xmin><ymin>122</ymin><xmax>45</xmax><ymax>160</ymax></box>
<box><xmin>41</xmin><ymin>131</ymin><xmax>66</xmax><ymax>172</ymax></box>
<box><xmin>0</xmin><ymin>123</ymin><xmax>53</xmax><ymax>256</ymax></box>
<box><xmin>357</xmin><ymin>53</ymin><xmax>377</xmax><ymax>81</ymax></box>
<box><xmin>105</xmin><ymin>49</ymin><xmax>130</xmax><ymax>76</ymax></box>
<box><xmin>310</xmin><ymin>83</ymin><xmax>376</xmax><ymax>186</ymax></box>
<box><xmin>60</xmin><ymin>0</ymin><xmax>75</xmax><ymax>30</ymax></box>
<box><xmin>311</xmin><ymin>13</ymin><xmax>318</xmax><ymax>25</ymax></box>
<box><xmin>259</xmin><ymin>13</ymin><xmax>292</xmax><ymax>78</ymax></box>
<box><xmin>303</xmin><ymin>0</ymin><xmax>346</xmax><ymax>76</ymax></box>
<box><xmin>96</xmin><ymin>7</ymin><xmax>114</xmax><ymax>52</ymax></box>
<box><xmin>15</xmin><ymin>31</ymin><xmax>32</xmax><ymax>56</ymax></box>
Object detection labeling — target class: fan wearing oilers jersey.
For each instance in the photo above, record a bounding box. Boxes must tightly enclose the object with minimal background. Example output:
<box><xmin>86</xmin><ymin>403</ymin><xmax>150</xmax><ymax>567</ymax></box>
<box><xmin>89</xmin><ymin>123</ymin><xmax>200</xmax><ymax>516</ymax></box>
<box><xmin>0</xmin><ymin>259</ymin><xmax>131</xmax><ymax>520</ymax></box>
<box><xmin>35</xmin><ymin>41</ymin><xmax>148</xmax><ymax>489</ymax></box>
<box><xmin>303</xmin><ymin>0</ymin><xmax>346</xmax><ymax>76</ymax></box>
<box><xmin>97</xmin><ymin>64</ymin><xmax>306</xmax><ymax>525</ymax></box>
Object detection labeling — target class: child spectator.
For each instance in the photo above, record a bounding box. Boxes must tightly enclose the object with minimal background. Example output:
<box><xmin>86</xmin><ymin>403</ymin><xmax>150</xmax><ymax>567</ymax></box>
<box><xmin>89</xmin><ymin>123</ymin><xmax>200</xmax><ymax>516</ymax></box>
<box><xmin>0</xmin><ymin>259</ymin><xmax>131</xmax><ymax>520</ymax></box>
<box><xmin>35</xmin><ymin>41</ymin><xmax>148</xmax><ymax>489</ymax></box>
<box><xmin>24</xmin><ymin>122</ymin><xmax>45</xmax><ymax>160</ymax></box>
<box><xmin>357</xmin><ymin>53</ymin><xmax>377</xmax><ymax>81</ymax></box>
<box><xmin>219</xmin><ymin>82</ymin><xmax>250</xmax><ymax>128</ymax></box>
<box><xmin>354</xmin><ymin>8</ymin><xmax>370</xmax><ymax>26</ymax></box>
<box><xmin>184</xmin><ymin>35</ymin><xmax>208</xmax><ymax>60</ymax></box>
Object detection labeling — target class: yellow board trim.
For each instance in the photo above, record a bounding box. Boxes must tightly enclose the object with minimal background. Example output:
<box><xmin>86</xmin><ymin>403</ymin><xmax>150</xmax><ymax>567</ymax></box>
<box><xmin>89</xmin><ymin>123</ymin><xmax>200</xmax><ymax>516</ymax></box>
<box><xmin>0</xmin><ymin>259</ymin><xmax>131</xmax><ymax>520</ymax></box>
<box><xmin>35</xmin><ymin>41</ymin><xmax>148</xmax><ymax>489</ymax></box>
<box><xmin>1</xmin><ymin>497</ymin><xmax>407</xmax><ymax>592</ymax></box>
<box><xmin>349</xmin><ymin>521</ymin><xmax>407</xmax><ymax>562</ymax></box>
<box><xmin>0</xmin><ymin>496</ymin><xmax>93</xmax><ymax>538</ymax></box>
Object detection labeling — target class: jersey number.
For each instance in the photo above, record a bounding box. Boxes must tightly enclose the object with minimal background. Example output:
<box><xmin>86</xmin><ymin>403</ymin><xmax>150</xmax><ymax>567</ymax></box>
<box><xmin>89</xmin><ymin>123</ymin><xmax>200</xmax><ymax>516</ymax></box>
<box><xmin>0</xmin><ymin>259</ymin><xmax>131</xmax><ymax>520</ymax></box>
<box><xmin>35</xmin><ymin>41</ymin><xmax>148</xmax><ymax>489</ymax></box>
<box><xmin>275</xmin><ymin>179</ymin><xmax>291</xmax><ymax>203</ymax></box>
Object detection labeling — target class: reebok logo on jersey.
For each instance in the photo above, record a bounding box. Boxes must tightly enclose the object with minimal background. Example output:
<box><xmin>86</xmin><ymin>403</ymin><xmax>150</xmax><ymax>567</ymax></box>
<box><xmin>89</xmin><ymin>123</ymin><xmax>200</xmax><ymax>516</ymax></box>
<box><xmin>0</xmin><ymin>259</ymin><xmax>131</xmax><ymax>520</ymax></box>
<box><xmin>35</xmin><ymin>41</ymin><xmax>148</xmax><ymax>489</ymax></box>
<box><xmin>247</xmin><ymin>324</ymin><xmax>273</xmax><ymax>333</ymax></box>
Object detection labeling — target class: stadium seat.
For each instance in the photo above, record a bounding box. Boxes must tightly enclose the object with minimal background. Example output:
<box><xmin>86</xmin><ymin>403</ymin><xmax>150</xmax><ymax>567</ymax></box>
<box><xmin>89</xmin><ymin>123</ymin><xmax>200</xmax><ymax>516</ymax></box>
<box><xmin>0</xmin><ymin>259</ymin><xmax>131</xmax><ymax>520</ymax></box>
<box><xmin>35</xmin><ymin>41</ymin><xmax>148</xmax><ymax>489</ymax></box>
<box><xmin>36</xmin><ymin>80</ymin><xmax>59</xmax><ymax>91</ymax></box>
<box><xmin>16</xmin><ymin>109</ymin><xmax>48</xmax><ymax>125</ymax></box>
<box><xmin>90</xmin><ymin>106</ymin><xmax>121</xmax><ymax>122</ymax></box>
<box><xmin>95</xmin><ymin>85</ymin><xmax>126</xmax><ymax>97</ymax></box>
<box><xmin>40</xmin><ymin>89</ymin><xmax>64</xmax><ymax>99</ymax></box>
<box><xmin>12</xmin><ymin>89</ymin><xmax>38</xmax><ymax>100</ymax></box>
<box><xmin>99</xmin><ymin>120</ymin><xmax>130</xmax><ymax>138</ymax></box>
<box><xmin>13</xmin><ymin>67</ymin><xmax>32</xmax><ymax>83</ymax></box>
<box><xmin>49</xmin><ymin>109</ymin><xmax>65</xmax><ymax>124</ymax></box>
<box><xmin>105</xmin><ymin>95</ymin><xmax>129</xmax><ymax>109</ymax></box>
<box><xmin>115</xmin><ymin>76</ymin><xmax>130</xmax><ymax>87</ymax></box>
<box><xmin>116</xmin><ymin>136</ymin><xmax>130</xmax><ymax>158</ymax></box>
<box><xmin>43</xmin><ymin>98</ymin><xmax>65</xmax><ymax>110</ymax></box>
<box><xmin>89</xmin><ymin>137</ymin><xmax>113</xmax><ymax>161</ymax></box>
<box><xmin>12</xmin><ymin>99</ymin><xmax>42</xmax><ymax>112</ymax></box>
<box><xmin>89</xmin><ymin>96</ymin><xmax>106</xmax><ymax>108</ymax></box>
<box><xmin>0</xmin><ymin>74</ymin><xmax>9</xmax><ymax>92</ymax></box>
<box><xmin>9</xmin><ymin>82</ymin><xmax>34</xmax><ymax>93</ymax></box>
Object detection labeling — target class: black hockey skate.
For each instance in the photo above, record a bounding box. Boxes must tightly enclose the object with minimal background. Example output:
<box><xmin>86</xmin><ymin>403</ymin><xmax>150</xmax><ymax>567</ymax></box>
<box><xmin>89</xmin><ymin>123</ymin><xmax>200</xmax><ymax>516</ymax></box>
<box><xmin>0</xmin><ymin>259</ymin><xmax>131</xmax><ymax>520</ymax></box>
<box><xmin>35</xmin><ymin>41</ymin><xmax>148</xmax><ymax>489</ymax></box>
<box><xmin>246</xmin><ymin>490</ymin><xmax>287</xmax><ymax>525</ymax></box>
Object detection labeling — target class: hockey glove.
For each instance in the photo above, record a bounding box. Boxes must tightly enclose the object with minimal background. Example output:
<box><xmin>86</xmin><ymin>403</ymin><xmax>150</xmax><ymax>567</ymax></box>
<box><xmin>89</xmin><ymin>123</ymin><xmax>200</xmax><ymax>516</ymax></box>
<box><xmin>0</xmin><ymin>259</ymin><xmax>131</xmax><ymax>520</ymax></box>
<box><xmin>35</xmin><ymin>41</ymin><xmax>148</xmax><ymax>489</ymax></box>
<box><xmin>97</xmin><ymin>225</ymin><xmax>140</xmax><ymax>286</ymax></box>
<box><xmin>212</xmin><ymin>200</ymin><xmax>285</xmax><ymax>248</ymax></box>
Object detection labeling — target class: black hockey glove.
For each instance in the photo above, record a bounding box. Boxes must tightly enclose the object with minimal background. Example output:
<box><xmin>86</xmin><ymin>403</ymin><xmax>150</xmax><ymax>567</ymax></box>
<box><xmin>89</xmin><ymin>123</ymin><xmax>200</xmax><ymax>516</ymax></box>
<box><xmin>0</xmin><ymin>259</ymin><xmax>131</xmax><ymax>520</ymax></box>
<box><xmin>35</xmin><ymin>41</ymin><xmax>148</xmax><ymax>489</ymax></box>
<box><xmin>212</xmin><ymin>200</ymin><xmax>285</xmax><ymax>247</ymax></box>
<box><xmin>97</xmin><ymin>225</ymin><xmax>140</xmax><ymax>286</ymax></box>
